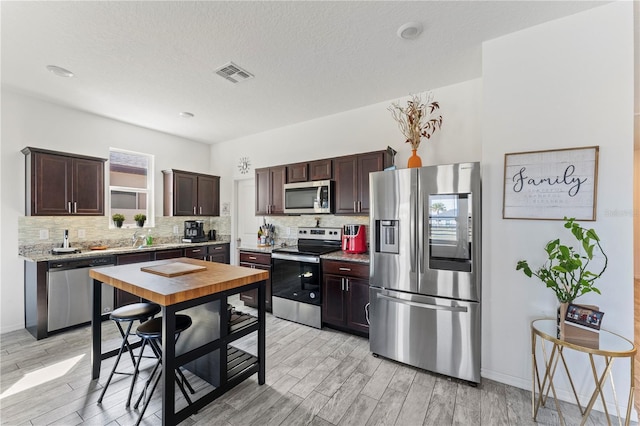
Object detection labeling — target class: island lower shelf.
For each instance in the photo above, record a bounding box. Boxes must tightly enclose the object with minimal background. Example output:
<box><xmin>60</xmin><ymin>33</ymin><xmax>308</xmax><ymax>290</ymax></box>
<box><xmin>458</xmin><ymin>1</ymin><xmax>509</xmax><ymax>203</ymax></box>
<box><xmin>181</xmin><ymin>309</ymin><xmax>259</xmax><ymax>387</ymax></box>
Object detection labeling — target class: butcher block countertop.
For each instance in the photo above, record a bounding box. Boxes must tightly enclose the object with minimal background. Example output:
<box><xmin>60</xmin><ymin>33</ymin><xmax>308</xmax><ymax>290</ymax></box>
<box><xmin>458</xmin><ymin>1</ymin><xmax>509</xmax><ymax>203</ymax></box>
<box><xmin>89</xmin><ymin>257</ymin><xmax>269</xmax><ymax>306</ymax></box>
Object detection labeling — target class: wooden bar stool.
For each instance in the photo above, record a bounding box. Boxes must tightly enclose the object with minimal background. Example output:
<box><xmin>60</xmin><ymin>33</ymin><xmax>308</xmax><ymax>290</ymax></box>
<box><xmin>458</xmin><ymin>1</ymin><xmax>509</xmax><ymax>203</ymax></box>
<box><xmin>131</xmin><ymin>314</ymin><xmax>195</xmax><ymax>425</ymax></box>
<box><xmin>97</xmin><ymin>302</ymin><xmax>161</xmax><ymax>404</ymax></box>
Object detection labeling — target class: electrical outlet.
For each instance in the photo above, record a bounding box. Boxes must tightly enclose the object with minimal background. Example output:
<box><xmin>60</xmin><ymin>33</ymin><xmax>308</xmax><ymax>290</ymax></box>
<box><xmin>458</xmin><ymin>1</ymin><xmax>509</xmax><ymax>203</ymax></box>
<box><xmin>78</xmin><ymin>229</ymin><xmax>86</xmax><ymax>238</ymax></box>
<box><xmin>173</xmin><ymin>225</ymin><xmax>180</xmax><ymax>235</ymax></box>
<box><xmin>39</xmin><ymin>229</ymin><xmax>49</xmax><ymax>240</ymax></box>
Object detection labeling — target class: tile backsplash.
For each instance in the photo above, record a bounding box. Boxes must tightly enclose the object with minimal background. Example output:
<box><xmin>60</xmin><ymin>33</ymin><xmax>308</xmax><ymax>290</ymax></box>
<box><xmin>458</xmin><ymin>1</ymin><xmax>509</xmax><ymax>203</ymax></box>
<box><xmin>19</xmin><ymin>216</ymin><xmax>230</xmax><ymax>257</ymax></box>
<box><xmin>19</xmin><ymin>214</ymin><xmax>369</xmax><ymax>256</ymax></box>
<box><xmin>243</xmin><ymin>215</ymin><xmax>369</xmax><ymax>248</ymax></box>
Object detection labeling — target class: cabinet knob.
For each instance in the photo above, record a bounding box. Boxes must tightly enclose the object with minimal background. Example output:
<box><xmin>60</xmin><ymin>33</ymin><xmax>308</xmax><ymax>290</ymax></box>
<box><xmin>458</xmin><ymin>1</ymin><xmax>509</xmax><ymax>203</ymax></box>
<box><xmin>339</xmin><ymin>267</ymin><xmax>351</xmax><ymax>272</ymax></box>
<box><xmin>199</xmin><ymin>206</ymin><xmax>202</xmax><ymax>215</ymax></box>
<box><xmin>192</xmin><ymin>249</ymin><xmax>201</xmax><ymax>253</ymax></box>
<box><xmin>68</xmin><ymin>201</ymin><xmax>72</xmax><ymax>214</ymax></box>
<box><xmin>193</xmin><ymin>206</ymin><xmax>196</xmax><ymax>214</ymax></box>
<box><xmin>249</xmin><ymin>256</ymin><xmax>257</xmax><ymax>260</ymax></box>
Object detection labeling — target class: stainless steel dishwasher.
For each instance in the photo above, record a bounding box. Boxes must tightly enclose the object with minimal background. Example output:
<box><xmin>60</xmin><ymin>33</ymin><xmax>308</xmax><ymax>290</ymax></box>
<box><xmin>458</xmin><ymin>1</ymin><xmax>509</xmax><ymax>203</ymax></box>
<box><xmin>47</xmin><ymin>256</ymin><xmax>116</xmax><ymax>332</ymax></box>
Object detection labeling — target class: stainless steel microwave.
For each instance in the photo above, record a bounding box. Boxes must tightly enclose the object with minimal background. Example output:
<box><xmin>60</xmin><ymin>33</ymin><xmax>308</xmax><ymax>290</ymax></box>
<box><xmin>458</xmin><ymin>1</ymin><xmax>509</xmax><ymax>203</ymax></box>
<box><xmin>283</xmin><ymin>180</ymin><xmax>333</xmax><ymax>214</ymax></box>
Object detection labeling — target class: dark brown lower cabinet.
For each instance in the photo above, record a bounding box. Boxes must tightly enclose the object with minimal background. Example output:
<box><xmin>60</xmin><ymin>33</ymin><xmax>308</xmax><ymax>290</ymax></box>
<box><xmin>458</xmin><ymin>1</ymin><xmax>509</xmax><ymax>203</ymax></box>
<box><xmin>322</xmin><ymin>260</ymin><xmax>370</xmax><ymax>335</ymax></box>
<box><xmin>239</xmin><ymin>251</ymin><xmax>272</xmax><ymax>312</ymax></box>
<box><xmin>114</xmin><ymin>252</ymin><xmax>153</xmax><ymax>308</ymax></box>
<box><xmin>155</xmin><ymin>249</ymin><xmax>183</xmax><ymax>260</ymax></box>
<box><xmin>208</xmin><ymin>244</ymin><xmax>230</xmax><ymax>264</ymax></box>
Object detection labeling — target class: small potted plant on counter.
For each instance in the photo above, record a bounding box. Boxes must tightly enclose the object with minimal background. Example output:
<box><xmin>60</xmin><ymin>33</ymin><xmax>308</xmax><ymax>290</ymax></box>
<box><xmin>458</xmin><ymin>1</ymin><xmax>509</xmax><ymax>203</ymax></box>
<box><xmin>112</xmin><ymin>213</ymin><xmax>125</xmax><ymax>228</ymax></box>
<box><xmin>134</xmin><ymin>213</ymin><xmax>146</xmax><ymax>228</ymax></box>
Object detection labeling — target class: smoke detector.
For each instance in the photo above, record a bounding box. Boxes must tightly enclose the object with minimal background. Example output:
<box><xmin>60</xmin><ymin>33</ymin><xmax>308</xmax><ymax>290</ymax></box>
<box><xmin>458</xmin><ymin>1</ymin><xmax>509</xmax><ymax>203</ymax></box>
<box><xmin>397</xmin><ymin>22</ymin><xmax>423</xmax><ymax>40</ymax></box>
<box><xmin>214</xmin><ymin>62</ymin><xmax>254</xmax><ymax>84</ymax></box>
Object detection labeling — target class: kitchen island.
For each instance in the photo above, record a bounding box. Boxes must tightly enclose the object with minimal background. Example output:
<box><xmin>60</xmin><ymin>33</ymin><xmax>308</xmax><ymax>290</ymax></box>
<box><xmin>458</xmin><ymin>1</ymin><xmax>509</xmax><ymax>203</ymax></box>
<box><xmin>89</xmin><ymin>257</ymin><xmax>268</xmax><ymax>425</ymax></box>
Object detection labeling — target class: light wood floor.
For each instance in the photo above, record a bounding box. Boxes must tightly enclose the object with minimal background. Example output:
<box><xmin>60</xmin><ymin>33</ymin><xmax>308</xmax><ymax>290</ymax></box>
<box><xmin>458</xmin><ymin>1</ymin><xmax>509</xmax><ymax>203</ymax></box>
<box><xmin>0</xmin><ymin>296</ymin><xmax>624</xmax><ymax>426</ymax></box>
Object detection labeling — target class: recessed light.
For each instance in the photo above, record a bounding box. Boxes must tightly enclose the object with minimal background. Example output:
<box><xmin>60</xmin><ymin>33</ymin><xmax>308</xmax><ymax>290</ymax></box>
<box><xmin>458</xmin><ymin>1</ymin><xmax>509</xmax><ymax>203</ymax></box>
<box><xmin>179</xmin><ymin>112</ymin><xmax>194</xmax><ymax>118</ymax></box>
<box><xmin>397</xmin><ymin>22</ymin><xmax>423</xmax><ymax>40</ymax></box>
<box><xmin>46</xmin><ymin>65</ymin><xmax>74</xmax><ymax>78</ymax></box>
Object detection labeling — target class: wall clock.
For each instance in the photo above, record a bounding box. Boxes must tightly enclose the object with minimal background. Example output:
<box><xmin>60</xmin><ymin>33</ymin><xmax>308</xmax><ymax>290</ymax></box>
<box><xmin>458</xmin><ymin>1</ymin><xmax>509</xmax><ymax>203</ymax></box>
<box><xmin>238</xmin><ymin>156</ymin><xmax>251</xmax><ymax>174</ymax></box>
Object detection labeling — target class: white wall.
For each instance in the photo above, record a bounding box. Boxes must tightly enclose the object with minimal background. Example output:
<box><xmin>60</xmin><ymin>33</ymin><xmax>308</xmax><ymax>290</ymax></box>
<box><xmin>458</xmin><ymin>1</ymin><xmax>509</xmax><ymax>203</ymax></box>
<box><xmin>0</xmin><ymin>90</ymin><xmax>212</xmax><ymax>333</ymax></box>
<box><xmin>482</xmin><ymin>0</ymin><xmax>634</xmax><ymax>414</ymax></box>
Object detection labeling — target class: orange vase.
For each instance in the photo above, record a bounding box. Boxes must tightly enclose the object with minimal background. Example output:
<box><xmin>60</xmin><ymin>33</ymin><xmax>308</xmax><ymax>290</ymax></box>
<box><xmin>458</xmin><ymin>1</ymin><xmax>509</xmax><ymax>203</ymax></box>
<box><xmin>407</xmin><ymin>149</ymin><xmax>422</xmax><ymax>168</ymax></box>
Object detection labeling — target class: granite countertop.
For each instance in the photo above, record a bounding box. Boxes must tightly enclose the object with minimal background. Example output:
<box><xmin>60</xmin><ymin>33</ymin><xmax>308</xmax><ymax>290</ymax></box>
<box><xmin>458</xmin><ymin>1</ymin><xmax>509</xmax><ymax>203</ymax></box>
<box><xmin>238</xmin><ymin>246</ymin><xmax>275</xmax><ymax>254</ymax></box>
<box><xmin>321</xmin><ymin>251</ymin><xmax>370</xmax><ymax>264</ymax></box>
<box><xmin>22</xmin><ymin>239</ymin><xmax>231</xmax><ymax>262</ymax></box>
<box><xmin>239</xmin><ymin>246</ymin><xmax>369</xmax><ymax>264</ymax></box>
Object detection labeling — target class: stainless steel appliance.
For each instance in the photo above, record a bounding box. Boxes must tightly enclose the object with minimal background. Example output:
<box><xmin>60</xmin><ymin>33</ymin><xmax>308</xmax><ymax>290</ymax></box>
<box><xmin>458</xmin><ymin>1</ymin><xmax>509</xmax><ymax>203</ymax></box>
<box><xmin>271</xmin><ymin>227</ymin><xmax>342</xmax><ymax>328</ymax></box>
<box><xmin>183</xmin><ymin>220</ymin><xmax>207</xmax><ymax>243</ymax></box>
<box><xmin>47</xmin><ymin>256</ymin><xmax>115</xmax><ymax>332</ymax></box>
<box><xmin>283</xmin><ymin>180</ymin><xmax>333</xmax><ymax>214</ymax></box>
<box><xmin>369</xmin><ymin>162</ymin><xmax>482</xmax><ymax>383</ymax></box>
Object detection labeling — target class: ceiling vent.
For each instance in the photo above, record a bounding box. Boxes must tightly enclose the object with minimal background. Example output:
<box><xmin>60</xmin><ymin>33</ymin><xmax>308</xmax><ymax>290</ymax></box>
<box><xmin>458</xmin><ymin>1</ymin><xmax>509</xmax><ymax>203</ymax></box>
<box><xmin>214</xmin><ymin>62</ymin><xmax>254</xmax><ymax>84</ymax></box>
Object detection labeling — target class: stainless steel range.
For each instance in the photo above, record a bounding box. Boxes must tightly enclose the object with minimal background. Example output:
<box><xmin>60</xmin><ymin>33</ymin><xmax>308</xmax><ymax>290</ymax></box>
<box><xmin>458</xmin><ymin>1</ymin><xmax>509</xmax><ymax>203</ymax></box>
<box><xmin>271</xmin><ymin>227</ymin><xmax>342</xmax><ymax>328</ymax></box>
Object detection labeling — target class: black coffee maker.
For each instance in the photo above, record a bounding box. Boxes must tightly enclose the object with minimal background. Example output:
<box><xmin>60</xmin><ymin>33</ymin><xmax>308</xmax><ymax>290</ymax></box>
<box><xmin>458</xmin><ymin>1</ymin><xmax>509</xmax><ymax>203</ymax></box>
<box><xmin>183</xmin><ymin>220</ymin><xmax>207</xmax><ymax>243</ymax></box>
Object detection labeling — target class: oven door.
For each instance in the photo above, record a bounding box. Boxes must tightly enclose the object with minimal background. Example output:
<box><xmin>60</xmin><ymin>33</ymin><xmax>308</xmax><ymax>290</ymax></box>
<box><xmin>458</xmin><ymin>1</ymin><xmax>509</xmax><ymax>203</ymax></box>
<box><xmin>271</xmin><ymin>252</ymin><xmax>323</xmax><ymax>328</ymax></box>
<box><xmin>271</xmin><ymin>253</ymin><xmax>321</xmax><ymax>305</ymax></box>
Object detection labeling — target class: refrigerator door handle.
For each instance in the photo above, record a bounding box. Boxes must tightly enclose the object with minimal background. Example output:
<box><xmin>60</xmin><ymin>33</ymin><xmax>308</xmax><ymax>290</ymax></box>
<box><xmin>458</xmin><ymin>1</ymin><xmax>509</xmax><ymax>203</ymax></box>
<box><xmin>365</xmin><ymin>302</ymin><xmax>370</xmax><ymax>325</ymax></box>
<box><xmin>410</xmin><ymin>179</ymin><xmax>416</xmax><ymax>272</ymax></box>
<box><xmin>418</xmin><ymin>183</ymin><xmax>424</xmax><ymax>274</ymax></box>
<box><xmin>377</xmin><ymin>293</ymin><xmax>468</xmax><ymax>313</ymax></box>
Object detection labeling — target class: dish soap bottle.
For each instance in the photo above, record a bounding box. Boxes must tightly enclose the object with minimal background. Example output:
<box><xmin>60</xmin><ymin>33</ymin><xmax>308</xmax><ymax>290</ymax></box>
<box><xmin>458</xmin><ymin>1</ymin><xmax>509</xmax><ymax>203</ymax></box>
<box><xmin>145</xmin><ymin>229</ymin><xmax>153</xmax><ymax>246</ymax></box>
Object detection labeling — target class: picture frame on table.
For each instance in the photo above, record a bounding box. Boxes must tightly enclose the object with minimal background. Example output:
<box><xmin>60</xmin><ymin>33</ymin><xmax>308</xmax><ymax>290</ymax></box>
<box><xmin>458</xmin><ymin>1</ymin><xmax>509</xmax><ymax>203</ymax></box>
<box><xmin>565</xmin><ymin>303</ymin><xmax>604</xmax><ymax>331</ymax></box>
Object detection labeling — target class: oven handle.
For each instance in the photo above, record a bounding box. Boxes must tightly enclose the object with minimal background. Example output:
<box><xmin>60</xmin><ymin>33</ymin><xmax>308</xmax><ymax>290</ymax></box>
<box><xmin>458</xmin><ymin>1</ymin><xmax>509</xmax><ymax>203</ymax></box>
<box><xmin>271</xmin><ymin>252</ymin><xmax>320</xmax><ymax>264</ymax></box>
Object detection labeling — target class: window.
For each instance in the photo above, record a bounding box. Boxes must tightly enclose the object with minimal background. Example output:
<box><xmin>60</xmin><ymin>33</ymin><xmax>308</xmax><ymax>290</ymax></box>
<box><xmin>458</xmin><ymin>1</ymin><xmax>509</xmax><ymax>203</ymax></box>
<box><xmin>109</xmin><ymin>148</ymin><xmax>154</xmax><ymax>228</ymax></box>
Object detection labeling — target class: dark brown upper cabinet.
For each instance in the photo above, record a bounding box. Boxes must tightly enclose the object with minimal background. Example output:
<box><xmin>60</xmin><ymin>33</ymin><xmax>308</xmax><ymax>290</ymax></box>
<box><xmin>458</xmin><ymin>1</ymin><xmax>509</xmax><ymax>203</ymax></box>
<box><xmin>22</xmin><ymin>147</ymin><xmax>106</xmax><ymax>216</ymax></box>
<box><xmin>163</xmin><ymin>169</ymin><xmax>220</xmax><ymax>216</ymax></box>
<box><xmin>255</xmin><ymin>166</ymin><xmax>286</xmax><ymax>215</ymax></box>
<box><xmin>334</xmin><ymin>151</ymin><xmax>386</xmax><ymax>215</ymax></box>
<box><xmin>287</xmin><ymin>162</ymin><xmax>308</xmax><ymax>183</ymax></box>
<box><xmin>309</xmin><ymin>159</ymin><xmax>332</xmax><ymax>181</ymax></box>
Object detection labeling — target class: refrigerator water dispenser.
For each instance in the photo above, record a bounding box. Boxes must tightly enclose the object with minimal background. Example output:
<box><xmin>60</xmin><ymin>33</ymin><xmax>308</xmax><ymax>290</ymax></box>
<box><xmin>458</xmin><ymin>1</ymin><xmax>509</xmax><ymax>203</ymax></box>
<box><xmin>375</xmin><ymin>220</ymin><xmax>399</xmax><ymax>254</ymax></box>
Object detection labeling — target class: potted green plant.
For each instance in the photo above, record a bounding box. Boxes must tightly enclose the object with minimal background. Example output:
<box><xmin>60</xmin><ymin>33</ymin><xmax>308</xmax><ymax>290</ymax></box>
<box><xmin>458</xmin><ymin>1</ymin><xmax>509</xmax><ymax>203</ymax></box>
<box><xmin>134</xmin><ymin>213</ymin><xmax>146</xmax><ymax>228</ymax></box>
<box><xmin>516</xmin><ymin>217</ymin><xmax>608</xmax><ymax>331</ymax></box>
<box><xmin>112</xmin><ymin>213</ymin><xmax>125</xmax><ymax>228</ymax></box>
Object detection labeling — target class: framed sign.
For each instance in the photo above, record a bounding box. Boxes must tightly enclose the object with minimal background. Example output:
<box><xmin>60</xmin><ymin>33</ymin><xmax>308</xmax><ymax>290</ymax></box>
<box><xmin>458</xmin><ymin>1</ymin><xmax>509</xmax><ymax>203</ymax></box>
<box><xmin>503</xmin><ymin>146</ymin><xmax>599</xmax><ymax>220</ymax></box>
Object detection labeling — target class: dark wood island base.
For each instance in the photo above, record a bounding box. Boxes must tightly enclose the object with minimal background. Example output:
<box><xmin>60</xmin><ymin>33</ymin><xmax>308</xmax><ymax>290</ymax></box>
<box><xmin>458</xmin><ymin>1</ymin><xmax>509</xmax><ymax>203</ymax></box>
<box><xmin>90</xmin><ymin>258</ymin><xmax>267</xmax><ymax>425</ymax></box>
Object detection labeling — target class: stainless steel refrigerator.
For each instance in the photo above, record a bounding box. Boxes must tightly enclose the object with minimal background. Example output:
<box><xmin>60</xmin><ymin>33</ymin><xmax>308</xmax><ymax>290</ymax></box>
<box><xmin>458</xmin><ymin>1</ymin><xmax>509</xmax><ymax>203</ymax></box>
<box><xmin>369</xmin><ymin>162</ymin><xmax>481</xmax><ymax>383</ymax></box>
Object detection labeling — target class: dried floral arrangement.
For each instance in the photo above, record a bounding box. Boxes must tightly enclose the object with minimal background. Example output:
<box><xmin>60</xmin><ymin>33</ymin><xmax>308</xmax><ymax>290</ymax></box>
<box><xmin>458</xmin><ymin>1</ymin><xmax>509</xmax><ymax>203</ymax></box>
<box><xmin>388</xmin><ymin>93</ymin><xmax>443</xmax><ymax>150</ymax></box>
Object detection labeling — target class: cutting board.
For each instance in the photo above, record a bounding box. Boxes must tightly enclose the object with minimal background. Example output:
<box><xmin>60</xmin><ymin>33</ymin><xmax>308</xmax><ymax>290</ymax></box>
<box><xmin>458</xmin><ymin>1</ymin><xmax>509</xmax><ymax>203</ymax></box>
<box><xmin>141</xmin><ymin>262</ymin><xmax>207</xmax><ymax>277</ymax></box>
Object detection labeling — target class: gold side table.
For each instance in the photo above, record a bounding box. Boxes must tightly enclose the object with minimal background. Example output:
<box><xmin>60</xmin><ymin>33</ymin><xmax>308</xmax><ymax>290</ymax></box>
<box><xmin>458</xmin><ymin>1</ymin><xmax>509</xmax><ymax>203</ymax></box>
<box><xmin>531</xmin><ymin>318</ymin><xmax>636</xmax><ymax>425</ymax></box>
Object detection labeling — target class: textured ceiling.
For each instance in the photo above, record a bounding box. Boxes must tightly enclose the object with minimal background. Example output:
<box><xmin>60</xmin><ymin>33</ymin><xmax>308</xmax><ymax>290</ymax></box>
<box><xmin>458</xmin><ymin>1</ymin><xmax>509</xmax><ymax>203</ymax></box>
<box><xmin>1</xmin><ymin>1</ymin><xmax>614</xmax><ymax>144</ymax></box>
